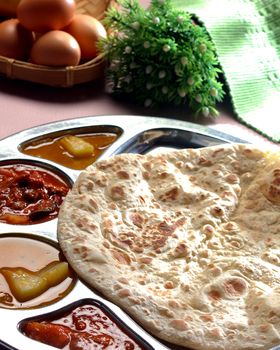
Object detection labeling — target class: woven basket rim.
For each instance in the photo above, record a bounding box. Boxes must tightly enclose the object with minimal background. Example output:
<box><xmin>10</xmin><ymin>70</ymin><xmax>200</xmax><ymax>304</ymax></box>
<box><xmin>0</xmin><ymin>53</ymin><xmax>106</xmax><ymax>71</ymax></box>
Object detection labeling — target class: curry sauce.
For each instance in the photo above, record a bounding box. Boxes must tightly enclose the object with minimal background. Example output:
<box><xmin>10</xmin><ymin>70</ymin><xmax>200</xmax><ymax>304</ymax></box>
<box><xmin>20</xmin><ymin>133</ymin><xmax>118</xmax><ymax>170</ymax></box>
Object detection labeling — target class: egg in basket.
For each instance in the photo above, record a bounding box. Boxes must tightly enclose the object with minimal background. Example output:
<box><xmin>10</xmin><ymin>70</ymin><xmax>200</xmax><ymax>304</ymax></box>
<box><xmin>0</xmin><ymin>0</ymin><xmax>112</xmax><ymax>87</ymax></box>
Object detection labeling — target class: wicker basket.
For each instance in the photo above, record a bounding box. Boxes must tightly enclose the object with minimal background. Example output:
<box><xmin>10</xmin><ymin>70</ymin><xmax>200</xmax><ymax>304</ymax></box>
<box><xmin>0</xmin><ymin>0</ymin><xmax>113</xmax><ymax>87</ymax></box>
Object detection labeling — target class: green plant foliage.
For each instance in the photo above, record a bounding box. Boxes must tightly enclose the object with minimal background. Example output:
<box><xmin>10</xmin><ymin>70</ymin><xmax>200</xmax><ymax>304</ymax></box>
<box><xmin>99</xmin><ymin>0</ymin><xmax>225</xmax><ymax>116</ymax></box>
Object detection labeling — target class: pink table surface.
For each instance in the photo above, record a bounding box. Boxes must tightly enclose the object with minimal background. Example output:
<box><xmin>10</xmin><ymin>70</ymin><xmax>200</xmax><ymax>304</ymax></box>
<box><xmin>0</xmin><ymin>0</ymin><xmax>278</xmax><ymax>150</ymax></box>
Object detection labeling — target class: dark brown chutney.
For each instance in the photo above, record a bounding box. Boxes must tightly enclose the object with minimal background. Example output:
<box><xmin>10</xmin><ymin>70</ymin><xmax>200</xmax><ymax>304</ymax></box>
<box><xmin>0</xmin><ymin>164</ymin><xmax>70</xmax><ymax>224</ymax></box>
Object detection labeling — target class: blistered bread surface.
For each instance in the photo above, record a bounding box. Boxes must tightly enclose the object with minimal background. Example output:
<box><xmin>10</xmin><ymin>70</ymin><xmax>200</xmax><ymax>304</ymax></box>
<box><xmin>58</xmin><ymin>143</ymin><xmax>280</xmax><ymax>350</ymax></box>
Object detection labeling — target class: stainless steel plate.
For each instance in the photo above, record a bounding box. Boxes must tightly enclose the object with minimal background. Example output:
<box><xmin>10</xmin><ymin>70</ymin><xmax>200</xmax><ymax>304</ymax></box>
<box><xmin>0</xmin><ymin>115</ymin><xmax>246</xmax><ymax>350</ymax></box>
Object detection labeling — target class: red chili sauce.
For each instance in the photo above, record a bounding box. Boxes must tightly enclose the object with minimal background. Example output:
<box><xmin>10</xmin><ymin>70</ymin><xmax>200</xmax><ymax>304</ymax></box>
<box><xmin>0</xmin><ymin>164</ymin><xmax>70</xmax><ymax>225</ymax></box>
<box><xmin>22</xmin><ymin>304</ymin><xmax>146</xmax><ymax>349</ymax></box>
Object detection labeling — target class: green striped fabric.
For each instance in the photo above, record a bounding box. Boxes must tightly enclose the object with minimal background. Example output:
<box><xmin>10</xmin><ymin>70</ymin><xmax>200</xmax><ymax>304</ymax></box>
<box><xmin>171</xmin><ymin>0</ymin><xmax>280</xmax><ymax>143</ymax></box>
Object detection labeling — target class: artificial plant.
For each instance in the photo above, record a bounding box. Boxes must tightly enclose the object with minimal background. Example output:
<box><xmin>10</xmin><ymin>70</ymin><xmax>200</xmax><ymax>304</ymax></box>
<box><xmin>100</xmin><ymin>0</ymin><xmax>225</xmax><ymax>117</ymax></box>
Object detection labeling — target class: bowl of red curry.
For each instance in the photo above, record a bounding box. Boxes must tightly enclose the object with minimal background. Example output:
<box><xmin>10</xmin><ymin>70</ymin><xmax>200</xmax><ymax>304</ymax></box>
<box><xmin>0</xmin><ymin>162</ymin><xmax>71</xmax><ymax>225</ymax></box>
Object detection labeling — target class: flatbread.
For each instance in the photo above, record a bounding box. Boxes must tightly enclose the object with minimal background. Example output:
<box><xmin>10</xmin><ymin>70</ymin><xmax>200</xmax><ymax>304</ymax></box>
<box><xmin>57</xmin><ymin>143</ymin><xmax>280</xmax><ymax>350</ymax></box>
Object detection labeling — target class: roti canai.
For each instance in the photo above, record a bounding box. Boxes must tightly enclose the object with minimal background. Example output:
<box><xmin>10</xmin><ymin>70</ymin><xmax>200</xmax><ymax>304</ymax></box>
<box><xmin>57</xmin><ymin>143</ymin><xmax>280</xmax><ymax>350</ymax></box>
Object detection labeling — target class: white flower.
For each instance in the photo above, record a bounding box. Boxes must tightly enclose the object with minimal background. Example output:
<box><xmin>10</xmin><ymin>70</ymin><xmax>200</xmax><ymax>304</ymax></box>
<box><xmin>145</xmin><ymin>99</ymin><xmax>152</xmax><ymax>107</ymax></box>
<box><xmin>158</xmin><ymin>70</ymin><xmax>166</xmax><ymax>79</ymax></box>
<box><xmin>163</xmin><ymin>45</ymin><xmax>170</xmax><ymax>53</ymax></box>
<box><xmin>199</xmin><ymin>44</ymin><xmax>207</xmax><ymax>53</ymax></box>
<box><xmin>180</xmin><ymin>57</ymin><xmax>188</xmax><ymax>66</ymax></box>
<box><xmin>178</xmin><ymin>88</ymin><xmax>186</xmax><ymax>97</ymax></box>
<box><xmin>195</xmin><ymin>94</ymin><xmax>202</xmax><ymax>103</ymax></box>
<box><xmin>202</xmin><ymin>107</ymin><xmax>210</xmax><ymax>117</ymax></box>
<box><xmin>146</xmin><ymin>82</ymin><xmax>153</xmax><ymax>90</ymax></box>
<box><xmin>131</xmin><ymin>21</ymin><xmax>140</xmax><ymax>30</ymax></box>
<box><xmin>177</xmin><ymin>15</ymin><xmax>184</xmax><ymax>23</ymax></box>
<box><xmin>210</xmin><ymin>88</ymin><xmax>218</xmax><ymax>97</ymax></box>
<box><xmin>124</xmin><ymin>46</ymin><xmax>132</xmax><ymax>54</ymax></box>
<box><xmin>109</xmin><ymin>60</ymin><xmax>120</xmax><ymax>71</ymax></box>
<box><xmin>143</xmin><ymin>41</ymin><xmax>150</xmax><ymax>49</ymax></box>
<box><xmin>145</xmin><ymin>65</ymin><xmax>153</xmax><ymax>74</ymax></box>
<box><xmin>187</xmin><ymin>77</ymin><xmax>194</xmax><ymax>85</ymax></box>
<box><xmin>162</xmin><ymin>86</ymin><xmax>168</xmax><ymax>94</ymax></box>
<box><xmin>153</xmin><ymin>17</ymin><xmax>160</xmax><ymax>24</ymax></box>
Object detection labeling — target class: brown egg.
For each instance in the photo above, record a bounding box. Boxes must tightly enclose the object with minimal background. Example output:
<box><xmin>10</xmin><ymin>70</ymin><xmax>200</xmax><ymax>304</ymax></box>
<box><xmin>64</xmin><ymin>14</ymin><xmax>107</xmax><ymax>61</ymax></box>
<box><xmin>0</xmin><ymin>18</ymin><xmax>34</xmax><ymax>60</ymax></box>
<box><xmin>30</xmin><ymin>30</ymin><xmax>81</xmax><ymax>67</ymax></box>
<box><xmin>17</xmin><ymin>0</ymin><xmax>76</xmax><ymax>33</ymax></box>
